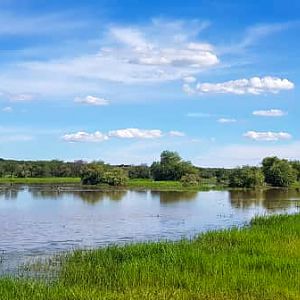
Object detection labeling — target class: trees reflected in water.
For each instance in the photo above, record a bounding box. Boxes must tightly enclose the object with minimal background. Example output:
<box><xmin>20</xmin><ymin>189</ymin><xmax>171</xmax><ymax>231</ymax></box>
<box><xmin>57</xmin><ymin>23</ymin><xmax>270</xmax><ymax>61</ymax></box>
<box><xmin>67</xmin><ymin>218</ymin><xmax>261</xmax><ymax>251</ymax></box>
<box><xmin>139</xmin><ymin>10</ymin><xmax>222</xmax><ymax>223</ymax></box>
<box><xmin>229</xmin><ymin>189</ymin><xmax>300</xmax><ymax>210</ymax></box>
<box><xmin>0</xmin><ymin>186</ymin><xmax>23</xmax><ymax>200</ymax></box>
<box><xmin>28</xmin><ymin>188</ymin><xmax>127</xmax><ymax>204</ymax></box>
<box><xmin>151</xmin><ymin>191</ymin><xmax>198</xmax><ymax>203</ymax></box>
<box><xmin>1</xmin><ymin>186</ymin><xmax>300</xmax><ymax>211</ymax></box>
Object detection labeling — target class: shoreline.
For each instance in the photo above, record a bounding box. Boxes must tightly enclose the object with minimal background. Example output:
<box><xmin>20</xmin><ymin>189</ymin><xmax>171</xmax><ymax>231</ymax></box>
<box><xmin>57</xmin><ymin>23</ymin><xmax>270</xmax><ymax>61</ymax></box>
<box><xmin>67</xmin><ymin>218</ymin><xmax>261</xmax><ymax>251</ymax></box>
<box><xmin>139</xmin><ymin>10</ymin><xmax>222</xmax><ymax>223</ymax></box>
<box><xmin>0</xmin><ymin>213</ymin><xmax>299</xmax><ymax>299</ymax></box>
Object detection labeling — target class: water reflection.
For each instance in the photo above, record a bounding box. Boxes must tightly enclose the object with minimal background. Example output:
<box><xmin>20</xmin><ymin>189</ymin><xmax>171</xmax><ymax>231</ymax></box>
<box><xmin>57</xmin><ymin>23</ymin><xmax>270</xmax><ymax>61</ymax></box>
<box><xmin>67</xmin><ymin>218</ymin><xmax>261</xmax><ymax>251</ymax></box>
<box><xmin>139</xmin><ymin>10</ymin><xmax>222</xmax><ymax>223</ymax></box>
<box><xmin>72</xmin><ymin>191</ymin><xmax>127</xmax><ymax>203</ymax></box>
<box><xmin>151</xmin><ymin>191</ymin><xmax>198</xmax><ymax>203</ymax></box>
<box><xmin>27</xmin><ymin>188</ymin><xmax>128</xmax><ymax>204</ymax></box>
<box><xmin>0</xmin><ymin>186</ymin><xmax>23</xmax><ymax>200</ymax></box>
<box><xmin>229</xmin><ymin>189</ymin><xmax>300</xmax><ymax>210</ymax></box>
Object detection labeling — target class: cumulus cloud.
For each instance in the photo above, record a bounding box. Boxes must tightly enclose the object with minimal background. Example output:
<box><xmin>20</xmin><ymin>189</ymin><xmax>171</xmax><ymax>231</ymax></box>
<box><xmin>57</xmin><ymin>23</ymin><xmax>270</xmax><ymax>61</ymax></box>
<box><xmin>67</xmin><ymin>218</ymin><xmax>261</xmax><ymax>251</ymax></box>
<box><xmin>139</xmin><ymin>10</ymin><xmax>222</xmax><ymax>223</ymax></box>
<box><xmin>244</xmin><ymin>131</ymin><xmax>292</xmax><ymax>141</ymax></box>
<box><xmin>217</xmin><ymin>118</ymin><xmax>236</xmax><ymax>123</ymax></box>
<box><xmin>62</xmin><ymin>128</ymin><xmax>186</xmax><ymax>142</ymax></box>
<box><xmin>108</xmin><ymin>128</ymin><xmax>163</xmax><ymax>139</ymax></box>
<box><xmin>168</xmin><ymin>130</ymin><xmax>185</xmax><ymax>137</ymax></box>
<box><xmin>252</xmin><ymin>109</ymin><xmax>287</xmax><ymax>117</ymax></box>
<box><xmin>63</xmin><ymin>131</ymin><xmax>109</xmax><ymax>143</ymax></box>
<box><xmin>74</xmin><ymin>95</ymin><xmax>110</xmax><ymax>106</ymax></box>
<box><xmin>184</xmin><ymin>77</ymin><xmax>294</xmax><ymax>95</ymax></box>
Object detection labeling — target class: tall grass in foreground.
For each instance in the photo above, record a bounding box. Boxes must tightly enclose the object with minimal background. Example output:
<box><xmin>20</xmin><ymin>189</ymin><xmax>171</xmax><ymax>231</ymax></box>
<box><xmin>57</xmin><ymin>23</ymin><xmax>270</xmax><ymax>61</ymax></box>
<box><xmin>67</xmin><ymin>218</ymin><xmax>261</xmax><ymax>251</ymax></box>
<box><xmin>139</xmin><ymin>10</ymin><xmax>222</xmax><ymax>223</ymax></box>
<box><xmin>0</xmin><ymin>214</ymin><xmax>299</xmax><ymax>299</ymax></box>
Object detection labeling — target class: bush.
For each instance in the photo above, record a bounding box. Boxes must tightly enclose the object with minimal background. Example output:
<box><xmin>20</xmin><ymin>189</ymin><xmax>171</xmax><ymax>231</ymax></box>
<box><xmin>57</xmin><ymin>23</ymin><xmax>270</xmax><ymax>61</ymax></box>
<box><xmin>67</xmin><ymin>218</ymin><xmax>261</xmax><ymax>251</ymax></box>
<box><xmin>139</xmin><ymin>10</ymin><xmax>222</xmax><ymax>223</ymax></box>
<box><xmin>229</xmin><ymin>167</ymin><xmax>265</xmax><ymax>188</ymax></box>
<box><xmin>180</xmin><ymin>174</ymin><xmax>201</xmax><ymax>186</ymax></box>
<box><xmin>262</xmin><ymin>157</ymin><xmax>297</xmax><ymax>187</ymax></box>
<box><xmin>150</xmin><ymin>151</ymin><xmax>198</xmax><ymax>181</ymax></box>
<box><xmin>128</xmin><ymin>165</ymin><xmax>150</xmax><ymax>179</ymax></box>
<box><xmin>101</xmin><ymin>168</ymin><xmax>128</xmax><ymax>186</ymax></box>
<box><xmin>81</xmin><ymin>165</ymin><xmax>128</xmax><ymax>186</ymax></box>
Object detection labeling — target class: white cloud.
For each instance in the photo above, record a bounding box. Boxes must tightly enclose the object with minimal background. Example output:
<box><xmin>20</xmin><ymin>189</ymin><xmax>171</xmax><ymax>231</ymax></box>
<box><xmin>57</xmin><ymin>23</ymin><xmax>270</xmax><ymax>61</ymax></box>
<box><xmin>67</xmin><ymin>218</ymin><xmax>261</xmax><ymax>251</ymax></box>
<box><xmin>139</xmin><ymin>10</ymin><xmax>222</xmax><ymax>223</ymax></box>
<box><xmin>15</xmin><ymin>20</ymin><xmax>219</xmax><ymax>90</ymax></box>
<box><xmin>186</xmin><ymin>77</ymin><xmax>294</xmax><ymax>95</ymax></box>
<box><xmin>2</xmin><ymin>106</ymin><xmax>12</xmax><ymax>112</ymax></box>
<box><xmin>244</xmin><ymin>131</ymin><xmax>292</xmax><ymax>141</ymax></box>
<box><xmin>75</xmin><ymin>95</ymin><xmax>110</xmax><ymax>106</ymax></box>
<box><xmin>217</xmin><ymin>118</ymin><xmax>236</xmax><ymax>123</ymax></box>
<box><xmin>63</xmin><ymin>131</ymin><xmax>108</xmax><ymax>143</ymax></box>
<box><xmin>252</xmin><ymin>109</ymin><xmax>287</xmax><ymax>117</ymax></box>
<box><xmin>169</xmin><ymin>130</ymin><xmax>185</xmax><ymax>137</ymax></box>
<box><xmin>62</xmin><ymin>127</ymin><xmax>187</xmax><ymax>143</ymax></box>
<box><xmin>108</xmin><ymin>128</ymin><xmax>163</xmax><ymax>139</ymax></box>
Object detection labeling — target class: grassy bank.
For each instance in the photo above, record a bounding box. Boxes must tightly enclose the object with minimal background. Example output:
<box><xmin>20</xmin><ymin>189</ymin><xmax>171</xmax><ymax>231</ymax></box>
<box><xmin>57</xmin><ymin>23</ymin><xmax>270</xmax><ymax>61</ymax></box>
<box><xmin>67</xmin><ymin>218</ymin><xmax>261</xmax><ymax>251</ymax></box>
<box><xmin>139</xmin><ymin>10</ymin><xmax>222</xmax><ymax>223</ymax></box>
<box><xmin>0</xmin><ymin>177</ymin><xmax>81</xmax><ymax>184</ymax></box>
<box><xmin>0</xmin><ymin>213</ymin><xmax>299</xmax><ymax>299</ymax></box>
<box><xmin>127</xmin><ymin>178</ymin><xmax>219</xmax><ymax>191</ymax></box>
<box><xmin>0</xmin><ymin>177</ymin><xmax>220</xmax><ymax>191</ymax></box>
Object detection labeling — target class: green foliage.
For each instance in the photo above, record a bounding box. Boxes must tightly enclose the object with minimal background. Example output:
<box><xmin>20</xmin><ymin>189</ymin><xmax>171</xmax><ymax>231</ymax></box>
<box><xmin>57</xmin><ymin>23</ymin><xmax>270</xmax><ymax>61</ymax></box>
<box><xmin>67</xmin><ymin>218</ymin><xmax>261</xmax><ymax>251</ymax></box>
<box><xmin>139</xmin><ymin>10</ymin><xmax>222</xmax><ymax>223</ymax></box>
<box><xmin>128</xmin><ymin>165</ymin><xmax>150</xmax><ymax>179</ymax></box>
<box><xmin>80</xmin><ymin>164</ymin><xmax>128</xmax><ymax>186</ymax></box>
<box><xmin>290</xmin><ymin>160</ymin><xmax>300</xmax><ymax>181</ymax></box>
<box><xmin>262</xmin><ymin>157</ymin><xmax>297</xmax><ymax>187</ymax></box>
<box><xmin>229</xmin><ymin>166</ymin><xmax>265</xmax><ymax>188</ymax></box>
<box><xmin>1</xmin><ymin>214</ymin><xmax>300</xmax><ymax>299</ymax></box>
<box><xmin>180</xmin><ymin>173</ymin><xmax>201</xmax><ymax>186</ymax></box>
<box><xmin>150</xmin><ymin>151</ymin><xmax>198</xmax><ymax>181</ymax></box>
<box><xmin>101</xmin><ymin>168</ymin><xmax>128</xmax><ymax>186</ymax></box>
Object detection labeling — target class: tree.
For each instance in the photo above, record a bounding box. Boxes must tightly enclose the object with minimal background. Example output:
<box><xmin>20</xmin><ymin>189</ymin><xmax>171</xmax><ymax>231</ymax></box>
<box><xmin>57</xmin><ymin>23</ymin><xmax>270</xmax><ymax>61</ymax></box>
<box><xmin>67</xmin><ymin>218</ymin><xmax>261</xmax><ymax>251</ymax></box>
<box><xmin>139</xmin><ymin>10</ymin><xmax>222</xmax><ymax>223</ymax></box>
<box><xmin>180</xmin><ymin>174</ymin><xmax>201</xmax><ymax>186</ymax></box>
<box><xmin>150</xmin><ymin>151</ymin><xmax>198</xmax><ymax>181</ymax></box>
<box><xmin>128</xmin><ymin>165</ymin><xmax>150</xmax><ymax>179</ymax></box>
<box><xmin>262</xmin><ymin>157</ymin><xmax>296</xmax><ymax>187</ymax></box>
<box><xmin>101</xmin><ymin>168</ymin><xmax>128</xmax><ymax>186</ymax></box>
<box><xmin>290</xmin><ymin>161</ymin><xmax>300</xmax><ymax>181</ymax></box>
<box><xmin>80</xmin><ymin>165</ymin><xmax>128</xmax><ymax>186</ymax></box>
<box><xmin>229</xmin><ymin>166</ymin><xmax>265</xmax><ymax>188</ymax></box>
<box><xmin>80</xmin><ymin>165</ymin><xmax>105</xmax><ymax>185</ymax></box>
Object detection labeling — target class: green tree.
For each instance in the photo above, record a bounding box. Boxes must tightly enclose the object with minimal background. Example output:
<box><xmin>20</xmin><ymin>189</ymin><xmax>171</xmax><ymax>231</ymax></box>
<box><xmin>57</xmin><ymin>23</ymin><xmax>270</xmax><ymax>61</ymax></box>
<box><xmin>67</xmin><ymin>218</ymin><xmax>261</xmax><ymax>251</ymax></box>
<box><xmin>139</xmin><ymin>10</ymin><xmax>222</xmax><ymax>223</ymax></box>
<box><xmin>229</xmin><ymin>166</ymin><xmax>265</xmax><ymax>188</ymax></box>
<box><xmin>150</xmin><ymin>151</ymin><xmax>198</xmax><ymax>181</ymax></box>
<box><xmin>180</xmin><ymin>174</ymin><xmax>201</xmax><ymax>187</ymax></box>
<box><xmin>290</xmin><ymin>161</ymin><xmax>300</xmax><ymax>181</ymax></box>
<box><xmin>101</xmin><ymin>168</ymin><xmax>128</xmax><ymax>186</ymax></box>
<box><xmin>262</xmin><ymin>157</ymin><xmax>296</xmax><ymax>187</ymax></box>
<box><xmin>128</xmin><ymin>165</ymin><xmax>150</xmax><ymax>179</ymax></box>
<box><xmin>80</xmin><ymin>165</ymin><xmax>105</xmax><ymax>185</ymax></box>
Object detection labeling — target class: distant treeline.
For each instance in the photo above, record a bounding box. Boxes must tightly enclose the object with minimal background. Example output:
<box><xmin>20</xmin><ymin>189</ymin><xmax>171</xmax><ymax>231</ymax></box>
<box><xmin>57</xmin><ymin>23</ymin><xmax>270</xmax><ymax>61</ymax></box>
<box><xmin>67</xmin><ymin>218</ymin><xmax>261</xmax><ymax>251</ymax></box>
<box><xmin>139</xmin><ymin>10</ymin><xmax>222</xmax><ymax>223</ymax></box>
<box><xmin>0</xmin><ymin>151</ymin><xmax>299</xmax><ymax>188</ymax></box>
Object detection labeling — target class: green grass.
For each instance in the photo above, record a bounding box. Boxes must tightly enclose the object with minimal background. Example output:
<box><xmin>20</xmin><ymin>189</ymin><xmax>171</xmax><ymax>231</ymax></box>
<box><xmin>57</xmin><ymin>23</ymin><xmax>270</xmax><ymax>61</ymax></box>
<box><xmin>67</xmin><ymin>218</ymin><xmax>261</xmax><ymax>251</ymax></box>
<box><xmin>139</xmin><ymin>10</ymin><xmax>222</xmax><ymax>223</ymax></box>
<box><xmin>127</xmin><ymin>178</ymin><xmax>219</xmax><ymax>191</ymax></box>
<box><xmin>0</xmin><ymin>177</ymin><xmax>221</xmax><ymax>191</ymax></box>
<box><xmin>0</xmin><ymin>177</ymin><xmax>81</xmax><ymax>184</ymax></box>
<box><xmin>1</xmin><ymin>214</ymin><xmax>299</xmax><ymax>299</ymax></box>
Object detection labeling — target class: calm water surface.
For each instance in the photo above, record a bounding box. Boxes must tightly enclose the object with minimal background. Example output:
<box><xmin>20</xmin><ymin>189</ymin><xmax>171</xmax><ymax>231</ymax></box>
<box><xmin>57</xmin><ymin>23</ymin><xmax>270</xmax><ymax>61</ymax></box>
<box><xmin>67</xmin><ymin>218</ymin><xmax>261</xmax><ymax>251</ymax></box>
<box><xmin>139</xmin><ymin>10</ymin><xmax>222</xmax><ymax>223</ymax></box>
<box><xmin>0</xmin><ymin>185</ymin><xmax>300</xmax><ymax>274</ymax></box>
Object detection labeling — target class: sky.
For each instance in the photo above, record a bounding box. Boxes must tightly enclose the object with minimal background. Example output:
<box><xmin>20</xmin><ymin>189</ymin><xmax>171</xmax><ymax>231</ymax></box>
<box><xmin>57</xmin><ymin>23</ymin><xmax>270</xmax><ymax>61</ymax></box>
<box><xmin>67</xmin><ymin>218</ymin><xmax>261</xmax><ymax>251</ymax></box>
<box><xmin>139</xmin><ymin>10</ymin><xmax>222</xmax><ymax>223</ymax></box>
<box><xmin>0</xmin><ymin>0</ymin><xmax>299</xmax><ymax>167</ymax></box>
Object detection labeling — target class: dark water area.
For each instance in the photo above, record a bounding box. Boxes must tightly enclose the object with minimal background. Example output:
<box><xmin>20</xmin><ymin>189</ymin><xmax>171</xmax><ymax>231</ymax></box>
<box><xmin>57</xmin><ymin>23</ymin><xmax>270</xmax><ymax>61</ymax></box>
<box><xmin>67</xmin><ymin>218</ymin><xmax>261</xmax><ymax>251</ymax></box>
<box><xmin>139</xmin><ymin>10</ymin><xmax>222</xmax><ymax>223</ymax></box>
<box><xmin>1</xmin><ymin>185</ymin><xmax>300</xmax><ymax>275</ymax></box>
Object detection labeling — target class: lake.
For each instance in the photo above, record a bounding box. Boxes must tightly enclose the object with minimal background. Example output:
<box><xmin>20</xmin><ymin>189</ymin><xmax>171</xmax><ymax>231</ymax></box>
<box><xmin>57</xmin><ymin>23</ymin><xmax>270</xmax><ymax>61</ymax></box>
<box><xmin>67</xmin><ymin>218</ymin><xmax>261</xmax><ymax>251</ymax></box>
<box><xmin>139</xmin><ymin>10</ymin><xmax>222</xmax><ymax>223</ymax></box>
<box><xmin>1</xmin><ymin>185</ymin><xmax>300</xmax><ymax>275</ymax></box>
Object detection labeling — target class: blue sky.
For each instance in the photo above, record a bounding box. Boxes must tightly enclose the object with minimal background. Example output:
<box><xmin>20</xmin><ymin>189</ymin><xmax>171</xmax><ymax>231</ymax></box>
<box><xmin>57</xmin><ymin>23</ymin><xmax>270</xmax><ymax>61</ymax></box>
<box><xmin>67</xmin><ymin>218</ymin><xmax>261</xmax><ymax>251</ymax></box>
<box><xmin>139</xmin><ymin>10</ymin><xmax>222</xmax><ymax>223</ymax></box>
<box><xmin>0</xmin><ymin>0</ymin><xmax>299</xmax><ymax>167</ymax></box>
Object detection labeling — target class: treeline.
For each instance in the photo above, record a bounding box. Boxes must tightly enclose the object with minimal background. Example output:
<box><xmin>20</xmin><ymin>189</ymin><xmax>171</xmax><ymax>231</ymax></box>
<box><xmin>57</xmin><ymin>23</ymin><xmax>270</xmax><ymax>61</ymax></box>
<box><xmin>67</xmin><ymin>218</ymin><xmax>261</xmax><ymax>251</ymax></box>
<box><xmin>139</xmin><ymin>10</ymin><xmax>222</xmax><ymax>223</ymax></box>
<box><xmin>0</xmin><ymin>159</ymin><xmax>84</xmax><ymax>178</ymax></box>
<box><xmin>0</xmin><ymin>152</ymin><xmax>299</xmax><ymax>188</ymax></box>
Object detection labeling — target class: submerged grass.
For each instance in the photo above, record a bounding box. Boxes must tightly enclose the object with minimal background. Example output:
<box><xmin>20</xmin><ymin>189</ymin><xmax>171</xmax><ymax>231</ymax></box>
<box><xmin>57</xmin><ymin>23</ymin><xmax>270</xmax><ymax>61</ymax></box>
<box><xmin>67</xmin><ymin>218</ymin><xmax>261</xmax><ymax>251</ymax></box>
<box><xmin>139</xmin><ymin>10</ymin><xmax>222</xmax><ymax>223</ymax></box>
<box><xmin>1</xmin><ymin>214</ymin><xmax>300</xmax><ymax>299</ymax></box>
